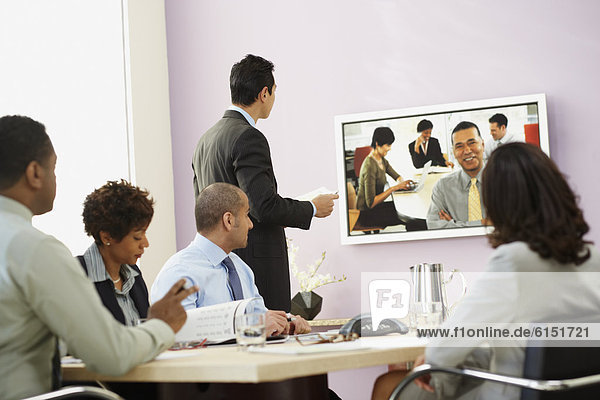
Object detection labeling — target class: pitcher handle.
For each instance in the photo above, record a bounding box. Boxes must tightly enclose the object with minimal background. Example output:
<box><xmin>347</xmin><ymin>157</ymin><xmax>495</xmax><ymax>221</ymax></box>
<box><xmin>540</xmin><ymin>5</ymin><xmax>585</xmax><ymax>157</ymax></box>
<box><xmin>445</xmin><ymin>268</ymin><xmax>467</xmax><ymax>315</ymax></box>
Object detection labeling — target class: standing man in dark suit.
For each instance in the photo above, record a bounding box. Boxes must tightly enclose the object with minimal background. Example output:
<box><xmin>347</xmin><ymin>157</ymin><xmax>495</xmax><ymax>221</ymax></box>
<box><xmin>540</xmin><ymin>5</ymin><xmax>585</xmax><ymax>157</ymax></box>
<box><xmin>192</xmin><ymin>54</ymin><xmax>338</xmax><ymax>312</ymax></box>
<box><xmin>408</xmin><ymin>119</ymin><xmax>454</xmax><ymax>169</ymax></box>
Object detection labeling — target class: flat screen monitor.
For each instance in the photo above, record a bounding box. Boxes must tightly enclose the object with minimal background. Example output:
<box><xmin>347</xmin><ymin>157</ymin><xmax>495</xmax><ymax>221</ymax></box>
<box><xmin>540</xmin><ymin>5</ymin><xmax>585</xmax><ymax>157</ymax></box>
<box><xmin>334</xmin><ymin>93</ymin><xmax>549</xmax><ymax>245</ymax></box>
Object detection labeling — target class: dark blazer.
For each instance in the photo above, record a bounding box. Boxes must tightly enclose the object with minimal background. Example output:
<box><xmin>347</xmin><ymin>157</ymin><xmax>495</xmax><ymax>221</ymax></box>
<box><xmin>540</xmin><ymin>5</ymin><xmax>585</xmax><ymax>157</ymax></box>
<box><xmin>192</xmin><ymin>110</ymin><xmax>314</xmax><ymax>312</ymax></box>
<box><xmin>76</xmin><ymin>256</ymin><xmax>149</xmax><ymax>325</ymax></box>
<box><xmin>408</xmin><ymin>136</ymin><xmax>447</xmax><ymax>168</ymax></box>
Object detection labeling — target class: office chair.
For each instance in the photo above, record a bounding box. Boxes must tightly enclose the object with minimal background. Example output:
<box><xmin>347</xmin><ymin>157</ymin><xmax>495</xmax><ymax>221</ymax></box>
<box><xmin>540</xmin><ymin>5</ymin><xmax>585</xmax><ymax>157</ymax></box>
<box><xmin>388</xmin><ymin>345</ymin><xmax>600</xmax><ymax>400</ymax></box>
<box><xmin>524</xmin><ymin>123</ymin><xmax>540</xmax><ymax>146</ymax></box>
<box><xmin>353</xmin><ymin>146</ymin><xmax>372</xmax><ymax>178</ymax></box>
<box><xmin>22</xmin><ymin>386</ymin><xmax>124</xmax><ymax>400</ymax></box>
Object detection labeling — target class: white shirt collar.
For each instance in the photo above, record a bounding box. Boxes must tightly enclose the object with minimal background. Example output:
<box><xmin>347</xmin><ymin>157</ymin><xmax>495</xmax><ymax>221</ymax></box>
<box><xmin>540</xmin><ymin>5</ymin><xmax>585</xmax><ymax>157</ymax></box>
<box><xmin>192</xmin><ymin>233</ymin><xmax>230</xmax><ymax>268</ymax></box>
<box><xmin>0</xmin><ymin>195</ymin><xmax>33</xmax><ymax>222</ymax></box>
<box><xmin>228</xmin><ymin>105</ymin><xmax>256</xmax><ymax>127</ymax></box>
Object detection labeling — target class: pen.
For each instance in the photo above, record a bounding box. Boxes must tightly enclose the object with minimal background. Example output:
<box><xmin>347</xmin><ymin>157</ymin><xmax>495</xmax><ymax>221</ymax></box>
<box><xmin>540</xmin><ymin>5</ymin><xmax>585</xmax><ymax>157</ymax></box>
<box><xmin>177</xmin><ymin>280</ymin><xmax>193</xmax><ymax>294</ymax></box>
<box><xmin>286</xmin><ymin>313</ymin><xmax>296</xmax><ymax>322</ymax></box>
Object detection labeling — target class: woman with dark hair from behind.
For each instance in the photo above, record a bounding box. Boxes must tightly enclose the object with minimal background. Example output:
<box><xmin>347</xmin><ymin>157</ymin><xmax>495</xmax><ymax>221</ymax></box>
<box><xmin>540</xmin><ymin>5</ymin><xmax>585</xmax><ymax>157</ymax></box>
<box><xmin>371</xmin><ymin>142</ymin><xmax>600</xmax><ymax>400</ymax></box>
<box><xmin>483</xmin><ymin>143</ymin><xmax>590</xmax><ymax>264</ymax></box>
<box><xmin>79</xmin><ymin>180</ymin><xmax>154</xmax><ymax>326</ymax></box>
<box><xmin>355</xmin><ymin>127</ymin><xmax>426</xmax><ymax>231</ymax></box>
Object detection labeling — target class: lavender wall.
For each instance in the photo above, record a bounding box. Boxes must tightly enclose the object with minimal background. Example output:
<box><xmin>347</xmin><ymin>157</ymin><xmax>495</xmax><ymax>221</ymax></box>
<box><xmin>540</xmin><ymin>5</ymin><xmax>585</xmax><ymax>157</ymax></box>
<box><xmin>165</xmin><ymin>1</ymin><xmax>600</xmax><ymax>398</ymax></box>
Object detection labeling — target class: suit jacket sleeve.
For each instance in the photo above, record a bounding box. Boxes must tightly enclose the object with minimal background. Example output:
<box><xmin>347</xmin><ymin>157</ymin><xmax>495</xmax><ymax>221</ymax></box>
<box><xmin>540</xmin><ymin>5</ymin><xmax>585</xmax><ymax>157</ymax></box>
<box><xmin>408</xmin><ymin>140</ymin><xmax>426</xmax><ymax>168</ymax></box>
<box><xmin>233</xmin><ymin>128</ymin><xmax>313</xmax><ymax>228</ymax></box>
<box><xmin>428</xmin><ymin>139</ymin><xmax>447</xmax><ymax>167</ymax></box>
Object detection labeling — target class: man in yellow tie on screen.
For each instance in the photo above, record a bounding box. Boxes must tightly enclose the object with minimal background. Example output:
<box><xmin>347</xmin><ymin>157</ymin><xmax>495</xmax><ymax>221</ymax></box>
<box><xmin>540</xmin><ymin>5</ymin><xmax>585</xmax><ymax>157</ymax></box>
<box><xmin>426</xmin><ymin>121</ymin><xmax>487</xmax><ymax>229</ymax></box>
<box><xmin>468</xmin><ymin>177</ymin><xmax>483</xmax><ymax>221</ymax></box>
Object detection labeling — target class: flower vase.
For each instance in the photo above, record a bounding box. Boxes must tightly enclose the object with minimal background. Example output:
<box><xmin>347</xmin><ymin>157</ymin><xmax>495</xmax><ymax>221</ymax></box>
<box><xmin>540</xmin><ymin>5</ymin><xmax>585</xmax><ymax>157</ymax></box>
<box><xmin>290</xmin><ymin>291</ymin><xmax>322</xmax><ymax>320</ymax></box>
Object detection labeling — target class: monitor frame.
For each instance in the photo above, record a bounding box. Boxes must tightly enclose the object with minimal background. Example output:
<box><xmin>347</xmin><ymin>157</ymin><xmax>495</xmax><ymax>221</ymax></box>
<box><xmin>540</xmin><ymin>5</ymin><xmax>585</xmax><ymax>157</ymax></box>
<box><xmin>334</xmin><ymin>93</ymin><xmax>549</xmax><ymax>245</ymax></box>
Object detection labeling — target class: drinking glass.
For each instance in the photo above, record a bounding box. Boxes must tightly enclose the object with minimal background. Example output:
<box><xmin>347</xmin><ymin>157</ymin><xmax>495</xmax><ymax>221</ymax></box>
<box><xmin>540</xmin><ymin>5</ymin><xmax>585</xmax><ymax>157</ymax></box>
<box><xmin>235</xmin><ymin>312</ymin><xmax>266</xmax><ymax>350</ymax></box>
<box><xmin>409</xmin><ymin>301</ymin><xmax>444</xmax><ymax>330</ymax></box>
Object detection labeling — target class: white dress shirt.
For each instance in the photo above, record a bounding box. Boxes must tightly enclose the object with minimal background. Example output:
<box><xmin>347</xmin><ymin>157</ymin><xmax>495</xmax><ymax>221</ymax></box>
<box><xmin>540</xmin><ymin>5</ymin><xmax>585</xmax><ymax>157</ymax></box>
<box><xmin>484</xmin><ymin>132</ymin><xmax>519</xmax><ymax>159</ymax></box>
<box><xmin>151</xmin><ymin>233</ymin><xmax>267</xmax><ymax>312</ymax></box>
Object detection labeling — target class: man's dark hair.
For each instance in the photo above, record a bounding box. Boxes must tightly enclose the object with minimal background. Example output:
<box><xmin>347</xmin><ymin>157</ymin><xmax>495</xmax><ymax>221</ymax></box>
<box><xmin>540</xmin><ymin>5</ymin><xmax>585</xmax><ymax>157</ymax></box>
<box><xmin>451</xmin><ymin>121</ymin><xmax>481</xmax><ymax>144</ymax></box>
<box><xmin>195</xmin><ymin>183</ymin><xmax>245</xmax><ymax>233</ymax></box>
<box><xmin>482</xmin><ymin>142</ymin><xmax>591</xmax><ymax>265</ymax></box>
<box><xmin>0</xmin><ymin>115</ymin><xmax>54</xmax><ymax>190</ymax></box>
<box><xmin>417</xmin><ymin>119</ymin><xmax>433</xmax><ymax>132</ymax></box>
<box><xmin>83</xmin><ymin>180</ymin><xmax>154</xmax><ymax>245</ymax></box>
<box><xmin>230</xmin><ymin>54</ymin><xmax>275</xmax><ymax>106</ymax></box>
<box><xmin>489</xmin><ymin>113</ymin><xmax>508</xmax><ymax>128</ymax></box>
<box><xmin>370</xmin><ymin>127</ymin><xmax>395</xmax><ymax>148</ymax></box>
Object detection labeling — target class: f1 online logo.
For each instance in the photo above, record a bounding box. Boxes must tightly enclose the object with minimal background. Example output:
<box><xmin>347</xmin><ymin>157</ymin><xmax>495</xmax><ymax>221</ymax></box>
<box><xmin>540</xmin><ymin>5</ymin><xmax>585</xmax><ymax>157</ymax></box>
<box><xmin>368</xmin><ymin>280</ymin><xmax>410</xmax><ymax>331</ymax></box>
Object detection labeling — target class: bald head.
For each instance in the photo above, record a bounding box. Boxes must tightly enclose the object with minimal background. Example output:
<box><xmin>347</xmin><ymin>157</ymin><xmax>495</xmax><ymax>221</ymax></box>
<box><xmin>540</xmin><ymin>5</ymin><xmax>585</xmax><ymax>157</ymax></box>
<box><xmin>195</xmin><ymin>183</ymin><xmax>246</xmax><ymax>233</ymax></box>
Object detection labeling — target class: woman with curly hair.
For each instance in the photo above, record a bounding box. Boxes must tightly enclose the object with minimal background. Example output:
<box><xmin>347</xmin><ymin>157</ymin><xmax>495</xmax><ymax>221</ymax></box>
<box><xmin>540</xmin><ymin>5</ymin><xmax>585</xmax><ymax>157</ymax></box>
<box><xmin>372</xmin><ymin>143</ymin><xmax>600</xmax><ymax>400</ymax></box>
<box><xmin>78</xmin><ymin>180</ymin><xmax>154</xmax><ymax>326</ymax></box>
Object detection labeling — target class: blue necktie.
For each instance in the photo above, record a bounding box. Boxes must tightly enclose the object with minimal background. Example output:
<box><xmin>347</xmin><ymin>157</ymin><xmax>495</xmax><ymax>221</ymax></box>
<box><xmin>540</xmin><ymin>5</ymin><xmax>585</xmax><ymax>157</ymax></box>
<box><xmin>222</xmin><ymin>256</ymin><xmax>244</xmax><ymax>301</ymax></box>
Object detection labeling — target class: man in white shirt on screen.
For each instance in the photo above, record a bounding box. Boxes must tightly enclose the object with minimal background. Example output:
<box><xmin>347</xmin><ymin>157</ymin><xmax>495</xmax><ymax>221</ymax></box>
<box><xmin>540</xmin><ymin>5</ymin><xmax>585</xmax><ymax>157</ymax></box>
<box><xmin>151</xmin><ymin>182</ymin><xmax>310</xmax><ymax>336</ymax></box>
<box><xmin>484</xmin><ymin>113</ymin><xmax>519</xmax><ymax>159</ymax></box>
<box><xmin>0</xmin><ymin>115</ymin><xmax>197</xmax><ymax>400</ymax></box>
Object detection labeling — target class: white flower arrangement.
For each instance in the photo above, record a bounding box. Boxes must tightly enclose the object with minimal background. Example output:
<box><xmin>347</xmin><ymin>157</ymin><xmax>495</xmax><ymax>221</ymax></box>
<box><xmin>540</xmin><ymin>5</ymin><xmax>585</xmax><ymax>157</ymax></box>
<box><xmin>287</xmin><ymin>238</ymin><xmax>346</xmax><ymax>293</ymax></box>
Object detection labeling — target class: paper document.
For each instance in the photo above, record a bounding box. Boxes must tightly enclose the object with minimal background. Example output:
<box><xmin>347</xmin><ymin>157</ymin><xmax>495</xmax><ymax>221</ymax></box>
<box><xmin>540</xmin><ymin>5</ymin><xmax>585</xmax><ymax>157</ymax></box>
<box><xmin>429</xmin><ymin>166</ymin><xmax>453</xmax><ymax>174</ymax></box>
<box><xmin>61</xmin><ymin>356</ymin><xmax>83</xmax><ymax>365</ymax></box>
<box><xmin>413</xmin><ymin>166</ymin><xmax>453</xmax><ymax>176</ymax></box>
<box><xmin>175</xmin><ymin>298</ymin><xmax>259</xmax><ymax>344</ymax></box>
<box><xmin>155</xmin><ymin>350</ymin><xmax>203</xmax><ymax>361</ymax></box>
<box><xmin>365</xmin><ymin>336</ymin><xmax>429</xmax><ymax>349</ymax></box>
<box><xmin>295</xmin><ymin>187</ymin><xmax>337</xmax><ymax>202</ymax></box>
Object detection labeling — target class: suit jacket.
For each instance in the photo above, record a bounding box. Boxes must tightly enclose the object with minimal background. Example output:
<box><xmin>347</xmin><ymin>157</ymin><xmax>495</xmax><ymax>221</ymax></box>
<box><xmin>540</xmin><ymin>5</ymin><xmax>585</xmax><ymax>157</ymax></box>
<box><xmin>76</xmin><ymin>256</ymin><xmax>149</xmax><ymax>325</ymax></box>
<box><xmin>408</xmin><ymin>136</ymin><xmax>447</xmax><ymax>168</ymax></box>
<box><xmin>192</xmin><ymin>110</ymin><xmax>314</xmax><ymax>311</ymax></box>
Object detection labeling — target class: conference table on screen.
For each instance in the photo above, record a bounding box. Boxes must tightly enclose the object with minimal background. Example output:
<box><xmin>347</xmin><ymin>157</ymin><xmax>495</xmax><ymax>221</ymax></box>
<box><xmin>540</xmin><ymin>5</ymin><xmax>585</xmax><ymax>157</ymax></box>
<box><xmin>62</xmin><ymin>328</ymin><xmax>426</xmax><ymax>400</ymax></box>
<box><xmin>392</xmin><ymin>168</ymin><xmax>452</xmax><ymax>219</ymax></box>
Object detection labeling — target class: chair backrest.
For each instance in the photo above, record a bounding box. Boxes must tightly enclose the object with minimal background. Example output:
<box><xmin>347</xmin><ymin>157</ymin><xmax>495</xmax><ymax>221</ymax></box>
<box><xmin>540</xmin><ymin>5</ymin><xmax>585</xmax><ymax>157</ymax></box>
<box><xmin>521</xmin><ymin>345</ymin><xmax>600</xmax><ymax>400</ymax></box>
<box><xmin>353</xmin><ymin>146</ymin><xmax>372</xmax><ymax>177</ymax></box>
<box><xmin>346</xmin><ymin>181</ymin><xmax>357</xmax><ymax>210</ymax></box>
<box><xmin>524</xmin><ymin>123</ymin><xmax>540</xmax><ymax>146</ymax></box>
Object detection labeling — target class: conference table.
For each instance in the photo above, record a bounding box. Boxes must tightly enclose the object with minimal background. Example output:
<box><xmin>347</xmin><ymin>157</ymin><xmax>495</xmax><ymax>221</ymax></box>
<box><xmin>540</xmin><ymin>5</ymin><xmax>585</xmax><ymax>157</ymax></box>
<box><xmin>62</xmin><ymin>334</ymin><xmax>426</xmax><ymax>400</ymax></box>
<box><xmin>392</xmin><ymin>168</ymin><xmax>452</xmax><ymax>219</ymax></box>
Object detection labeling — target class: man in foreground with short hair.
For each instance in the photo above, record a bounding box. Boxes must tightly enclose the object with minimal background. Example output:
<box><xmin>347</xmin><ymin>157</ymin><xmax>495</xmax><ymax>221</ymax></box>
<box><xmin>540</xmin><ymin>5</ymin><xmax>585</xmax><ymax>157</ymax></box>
<box><xmin>151</xmin><ymin>182</ymin><xmax>310</xmax><ymax>335</ymax></box>
<box><xmin>192</xmin><ymin>54</ymin><xmax>338</xmax><ymax>312</ymax></box>
<box><xmin>0</xmin><ymin>115</ymin><xmax>197</xmax><ymax>400</ymax></box>
<box><xmin>426</xmin><ymin>121</ymin><xmax>487</xmax><ymax>229</ymax></box>
<box><xmin>408</xmin><ymin>119</ymin><xmax>454</xmax><ymax>168</ymax></box>
<box><xmin>484</xmin><ymin>113</ymin><xmax>518</xmax><ymax>159</ymax></box>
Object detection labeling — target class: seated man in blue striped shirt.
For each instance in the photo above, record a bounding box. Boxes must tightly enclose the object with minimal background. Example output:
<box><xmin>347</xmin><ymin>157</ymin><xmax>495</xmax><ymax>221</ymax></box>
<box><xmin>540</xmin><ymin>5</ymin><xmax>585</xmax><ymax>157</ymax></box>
<box><xmin>151</xmin><ymin>182</ymin><xmax>310</xmax><ymax>335</ymax></box>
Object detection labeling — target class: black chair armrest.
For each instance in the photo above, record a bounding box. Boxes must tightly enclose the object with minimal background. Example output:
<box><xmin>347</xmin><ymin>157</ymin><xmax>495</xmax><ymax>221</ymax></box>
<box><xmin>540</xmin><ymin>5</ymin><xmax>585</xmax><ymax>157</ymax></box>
<box><xmin>22</xmin><ymin>386</ymin><xmax>124</xmax><ymax>400</ymax></box>
<box><xmin>389</xmin><ymin>364</ymin><xmax>571</xmax><ymax>400</ymax></box>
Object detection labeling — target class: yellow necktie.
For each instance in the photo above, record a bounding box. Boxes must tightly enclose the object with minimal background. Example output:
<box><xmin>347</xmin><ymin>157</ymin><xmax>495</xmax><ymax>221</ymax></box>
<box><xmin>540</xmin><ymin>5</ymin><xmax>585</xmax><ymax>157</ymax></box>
<box><xmin>468</xmin><ymin>177</ymin><xmax>482</xmax><ymax>221</ymax></box>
